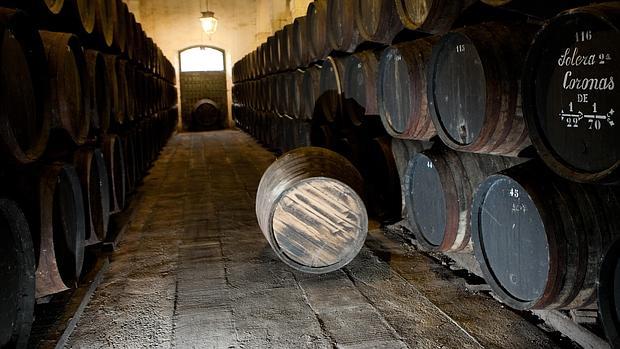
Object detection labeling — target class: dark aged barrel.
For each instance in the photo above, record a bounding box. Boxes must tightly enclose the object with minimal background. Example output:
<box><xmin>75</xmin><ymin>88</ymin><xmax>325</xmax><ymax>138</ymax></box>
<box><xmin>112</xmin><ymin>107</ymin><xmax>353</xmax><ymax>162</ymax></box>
<box><xmin>354</xmin><ymin>0</ymin><xmax>403</xmax><ymax>44</ymax></box>
<box><xmin>40</xmin><ymin>31</ymin><xmax>89</xmax><ymax>146</ymax></box>
<box><xmin>256</xmin><ymin>147</ymin><xmax>367</xmax><ymax>274</ymax></box>
<box><xmin>428</xmin><ymin>22</ymin><xmax>537</xmax><ymax>156</ymax></box>
<box><xmin>394</xmin><ymin>0</ymin><xmax>476</xmax><ymax>34</ymax></box>
<box><xmin>113</xmin><ymin>0</ymin><xmax>126</xmax><ymax>52</ymax></box>
<box><xmin>0</xmin><ymin>9</ymin><xmax>49</xmax><ymax>164</ymax></box>
<box><xmin>122</xmin><ymin>130</ymin><xmax>137</xmax><ymax>192</ymax></box>
<box><xmin>125</xmin><ymin>8</ymin><xmax>136</xmax><ymax>60</ymax></box>
<box><xmin>192</xmin><ymin>99</ymin><xmax>225</xmax><ymax>131</ymax></box>
<box><xmin>292</xmin><ymin>16</ymin><xmax>310</xmax><ymax>67</ymax></box>
<box><xmin>0</xmin><ymin>198</ymin><xmax>35</xmax><ymax>349</ymax></box>
<box><xmin>344</xmin><ymin>49</ymin><xmax>382</xmax><ymax>126</ymax></box>
<box><xmin>288</xmin><ymin>70</ymin><xmax>304</xmax><ymax>118</ymax></box>
<box><xmin>116</xmin><ymin>59</ymin><xmax>130</xmax><ymax>123</ymax></box>
<box><xmin>523</xmin><ymin>3</ymin><xmax>620</xmax><ymax>184</ymax></box>
<box><xmin>74</xmin><ymin>148</ymin><xmax>110</xmax><ymax>246</ymax></box>
<box><xmin>104</xmin><ymin>54</ymin><xmax>122</xmax><ymax>125</ymax></box>
<box><xmin>0</xmin><ymin>0</ymin><xmax>65</xmax><ymax>15</ymax></box>
<box><xmin>327</xmin><ymin>0</ymin><xmax>362</xmax><ymax>53</ymax></box>
<box><xmin>103</xmin><ymin>134</ymin><xmax>126</xmax><ymax>214</ymax></box>
<box><xmin>472</xmin><ymin>161</ymin><xmax>620</xmax><ymax>310</ymax></box>
<box><xmin>379</xmin><ymin>37</ymin><xmax>437</xmax><ymax>140</ymax></box>
<box><xmin>280</xmin><ymin>24</ymin><xmax>294</xmax><ymax>70</ymax></box>
<box><xmin>405</xmin><ymin>146</ymin><xmax>518</xmax><ymax>252</ymax></box>
<box><xmin>301</xmin><ymin>65</ymin><xmax>321</xmax><ymax>121</ymax></box>
<box><xmin>93</xmin><ymin>0</ymin><xmax>115</xmax><ymax>48</ymax></box>
<box><xmin>366</xmin><ymin>137</ymin><xmax>402</xmax><ymax>220</ymax></box>
<box><xmin>599</xmin><ymin>238</ymin><xmax>620</xmax><ymax>348</ymax></box>
<box><xmin>84</xmin><ymin>50</ymin><xmax>110</xmax><ymax>135</ymax></box>
<box><xmin>317</xmin><ymin>56</ymin><xmax>347</xmax><ymax>123</ymax></box>
<box><xmin>307</xmin><ymin>0</ymin><xmax>332</xmax><ymax>60</ymax></box>
<box><xmin>391</xmin><ymin>138</ymin><xmax>432</xmax><ymax>218</ymax></box>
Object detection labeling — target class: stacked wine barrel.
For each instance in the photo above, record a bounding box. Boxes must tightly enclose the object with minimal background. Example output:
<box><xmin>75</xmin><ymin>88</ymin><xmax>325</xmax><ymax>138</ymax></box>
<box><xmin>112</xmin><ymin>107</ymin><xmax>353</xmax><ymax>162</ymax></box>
<box><xmin>0</xmin><ymin>1</ymin><xmax>177</xmax><ymax>347</ymax></box>
<box><xmin>233</xmin><ymin>1</ymin><xmax>620</xmax><ymax>346</ymax></box>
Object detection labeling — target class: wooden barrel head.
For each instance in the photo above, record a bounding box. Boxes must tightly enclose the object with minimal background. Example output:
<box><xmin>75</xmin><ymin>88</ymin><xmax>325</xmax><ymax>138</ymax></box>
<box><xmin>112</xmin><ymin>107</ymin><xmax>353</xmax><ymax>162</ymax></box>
<box><xmin>523</xmin><ymin>8</ymin><xmax>620</xmax><ymax>180</ymax></box>
<box><xmin>408</xmin><ymin>154</ymin><xmax>447</xmax><ymax>247</ymax></box>
<box><xmin>429</xmin><ymin>32</ymin><xmax>486</xmax><ymax>145</ymax></box>
<box><xmin>272</xmin><ymin>178</ymin><xmax>367</xmax><ymax>272</ymax></box>
<box><xmin>473</xmin><ymin>175</ymin><xmax>550</xmax><ymax>304</ymax></box>
<box><xmin>599</xmin><ymin>239</ymin><xmax>620</xmax><ymax>347</ymax></box>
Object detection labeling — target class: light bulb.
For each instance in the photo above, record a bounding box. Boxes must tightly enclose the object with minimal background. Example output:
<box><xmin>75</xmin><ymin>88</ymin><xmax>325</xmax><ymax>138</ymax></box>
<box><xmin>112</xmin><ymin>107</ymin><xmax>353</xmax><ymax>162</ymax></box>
<box><xmin>200</xmin><ymin>11</ymin><xmax>218</xmax><ymax>34</ymax></box>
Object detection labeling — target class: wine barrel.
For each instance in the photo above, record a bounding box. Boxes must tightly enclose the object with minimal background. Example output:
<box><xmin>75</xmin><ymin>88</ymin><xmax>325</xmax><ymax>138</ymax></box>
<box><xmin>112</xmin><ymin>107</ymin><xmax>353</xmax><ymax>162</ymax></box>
<box><xmin>394</xmin><ymin>0</ymin><xmax>476</xmax><ymax>34</ymax></box>
<box><xmin>103</xmin><ymin>134</ymin><xmax>126</xmax><ymax>214</ymax></box>
<box><xmin>428</xmin><ymin>22</ymin><xmax>537</xmax><ymax>156</ymax></box>
<box><xmin>405</xmin><ymin>146</ymin><xmax>518</xmax><ymax>252</ymax></box>
<box><xmin>317</xmin><ymin>56</ymin><xmax>347</xmax><ymax>123</ymax></box>
<box><xmin>74</xmin><ymin>148</ymin><xmax>110</xmax><ymax>246</ymax></box>
<box><xmin>191</xmin><ymin>99</ymin><xmax>225</xmax><ymax>131</ymax></box>
<box><xmin>84</xmin><ymin>50</ymin><xmax>110</xmax><ymax>135</ymax></box>
<box><xmin>472</xmin><ymin>161</ymin><xmax>620</xmax><ymax>310</ymax></box>
<box><xmin>0</xmin><ymin>198</ymin><xmax>35</xmax><ymax>349</ymax></box>
<box><xmin>354</xmin><ymin>0</ymin><xmax>403</xmax><ymax>44</ymax></box>
<box><xmin>300</xmin><ymin>65</ymin><xmax>321</xmax><ymax>121</ymax></box>
<box><xmin>0</xmin><ymin>0</ymin><xmax>65</xmax><ymax>15</ymax></box>
<box><xmin>343</xmin><ymin>49</ymin><xmax>382</xmax><ymax>126</ymax></box>
<box><xmin>116</xmin><ymin>59</ymin><xmax>130</xmax><ymax>123</ymax></box>
<box><xmin>256</xmin><ymin>147</ymin><xmax>367</xmax><ymax>274</ymax></box>
<box><xmin>292</xmin><ymin>16</ymin><xmax>311</xmax><ymax>68</ymax></box>
<box><xmin>93</xmin><ymin>0</ymin><xmax>115</xmax><ymax>48</ymax></box>
<box><xmin>103</xmin><ymin>54</ymin><xmax>122</xmax><ymax>125</ymax></box>
<box><xmin>280</xmin><ymin>24</ymin><xmax>294</xmax><ymax>70</ymax></box>
<box><xmin>113</xmin><ymin>0</ymin><xmax>126</xmax><ymax>52</ymax></box>
<box><xmin>523</xmin><ymin>3</ymin><xmax>620</xmax><ymax>184</ymax></box>
<box><xmin>599</xmin><ymin>238</ymin><xmax>620</xmax><ymax>348</ymax></box>
<box><xmin>390</xmin><ymin>138</ymin><xmax>432</xmax><ymax>219</ymax></box>
<box><xmin>40</xmin><ymin>31</ymin><xmax>89</xmax><ymax>146</ymax></box>
<box><xmin>0</xmin><ymin>9</ymin><xmax>49</xmax><ymax>164</ymax></box>
<box><xmin>378</xmin><ymin>37</ymin><xmax>437</xmax><ymax>140</ymax></box>
<box><xmin>288</xmin><ymin>69</ymin><xmax>304</xmax><ymax>118</ymax></box>
<box><xmin>327</xmin><ymin>0</ymin><xmax>362</xmax><ymax>53</ymax></box>
<box><xmin>307</xmin><ymin>0</ymin><xmax>331</xmax><ymax>61</ymax></box>
<box><xmin>126</xmin><ymin>9</ymin><xmax>136</xmax><ymax>60</ymax></box>
<box><xmin>121</xmin><ymin>130</ymin><xmax>137</xmax><ymax>192</ymax></box>
<box><xmin>266</xmin><ymin>35</ymin><xmax>277</xmax><ymax>74</ymax></box>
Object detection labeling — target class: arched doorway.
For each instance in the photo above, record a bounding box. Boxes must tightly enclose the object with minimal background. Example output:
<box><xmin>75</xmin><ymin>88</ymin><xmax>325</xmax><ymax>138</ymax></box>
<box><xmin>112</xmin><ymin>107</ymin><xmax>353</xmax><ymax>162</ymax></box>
<box><xmin>178</xmin><ymin>46</ymin><xmax>227</xmax><ymax>131</ymax></box>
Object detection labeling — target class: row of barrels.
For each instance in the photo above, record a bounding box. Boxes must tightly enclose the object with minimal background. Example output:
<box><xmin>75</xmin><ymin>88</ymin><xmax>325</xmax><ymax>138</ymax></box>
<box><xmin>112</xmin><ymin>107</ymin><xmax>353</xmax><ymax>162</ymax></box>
<box><xmin>0</xmin><ymin>0</ymin><xmax>175</xmax><ymax>82</ymax></box>
<box><xmin>234</xmin><ymin>2</ymin><xmax>620</xmax><ymax>185</ymax></box>
<box><xmin>391</xmin><ymin>138</ymin><xmax>620</xmax><ymax>346</ymax></box>
<box><xmin>232</xmin><ymin>0</ymin><xmax>610</xmax><ymax>82</ymax></box>
<box><xmin>0</xmin><ymin>7</ymin><xmax>177</xmax><ymax>166</ymax></box>
<box><xmin>0</xmin><ymin>109</ymin><xmax>177</xmax><ymax>348</ymax></box>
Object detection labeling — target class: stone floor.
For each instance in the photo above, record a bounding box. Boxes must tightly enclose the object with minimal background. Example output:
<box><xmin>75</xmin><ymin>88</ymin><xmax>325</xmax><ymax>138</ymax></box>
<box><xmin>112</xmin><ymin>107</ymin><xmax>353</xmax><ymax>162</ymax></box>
<box><xmin>66</xmin><ymin>130</ymin><xmax>559</xmax><ymax>349</ymax></box>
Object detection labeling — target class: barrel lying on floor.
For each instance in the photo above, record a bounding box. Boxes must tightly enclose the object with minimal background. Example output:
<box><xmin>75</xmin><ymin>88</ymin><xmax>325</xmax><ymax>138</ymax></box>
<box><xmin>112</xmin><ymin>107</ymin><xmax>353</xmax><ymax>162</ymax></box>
<box><xmin>256</xmin><ymin>147</ymin><xmax>368</xmax><ymax>274</ymax></box>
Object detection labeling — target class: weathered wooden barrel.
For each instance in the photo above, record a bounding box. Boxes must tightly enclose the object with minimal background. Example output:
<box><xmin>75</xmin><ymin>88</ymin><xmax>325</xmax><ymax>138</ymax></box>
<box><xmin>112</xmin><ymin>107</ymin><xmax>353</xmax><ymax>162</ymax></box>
<box><xmin>292</xmin><ymin>16</ymin><xmax>311</xmax><ymax>67</ymax></box>
<box><xmin>126</xmin><ymin>9</ymin><xmax>136</xmax><ymax>60</ymax></box>
<box><xmin>0</xmin><ymin>198</ymin><xmax>35</xmax><ymax>349</ymax></box>
<box><xmin>256</xmin><ymin>147</ymin><xmax>367</xmax><ymax>274</ymax></box>
<box><xmin>472</xmin><ymin>161</ymin><xmax>620</xmax><ymax>310</ymax></box>
<box><xmin>378</xmin><ymin>37</ymin><xmax>437</xmax><ymax>140</ymax></box>
<box><xmin>301</xmin><ymin>65</ymin><xmax>321</xmax><ymax>121</ymax></box>
<box><xmin>266</xmin><ymin>35</ymin><xmax>277</xmax><ymax>74</ymax></box>
<box><xmin>390</xmin><ymin>138</ymin><xmax>431</xmax><ymax>219</ymax></box>
<box><xmin>121</xmin><ymin>130</ymin><xmax>137</xmax><ymax>193</ymax></box>
<box><xmin>112</xmin><ymin>0</ymin><xmax>126</xmax><ymax>52</ymax></box>
<box><xmin>394</xmin><ymin>0</ymin><xmax>476</xmax><ymax>34</ymax></box>
<box><xmin>365</xmin><ymin>136</ymin><xmax>401</xmax><ymax>220</ymax></box>
<box><xmin>0</xmin><ymin>9</ymin><xmax>49</xmax><ymax>164</ymax></box>
<box><xmin>343</xmin><ymin>49</ymin><xmax>381</xmax><ymax>126</ymax></box>
<box><xmin>40</xmin><ymin>31</ymin><xmax>89</xmax><ymax>146</ymax></box>
<box><xmin>307</xmin><ymin>0</ymin><xmax>332</xmax><ymax>61</ymax></box>
<box><xmin>405</xmin><ymin>146</ymin><xmax>519</xmax><ymax>252</ymax></box>
<box><xmin>280</xmin><ymin>24</ymin><xmax>294</xmax><ymax>70</ymax></box>
<box><xmin>74</xmin><ymin>147</ymin><xmax>110</xmax><ymax>246</ymax></box>
<box><xmin>103</xmin><ymin>54</ymin><xmax>122</xmax><ymax>125</ymax></box>
<box><xmin>327</xmin><ymin>0</ymin><xmax>362</xmax><ymax>53</ymax></box>
<box><xmin>354</xmin><ymin>0</ymin><xmax>403</xmax><ymax>44</ymax></box>
<box><xmin>317</xmin><ymin>56</ymin><xmax>347</xmax><ymax>123</ymax></box>
<box><xmin>93</xmin><ymin>0</ymin><xmax>115</xmax><ymax>48</ymax></box>
<box><xmin>428</xmin><ymin>22</ymin><xmax>537</xmax><ymax>156</ymax></box>
<box><xmin>480</xmin><ymin>0</ymin><xmax>604</xmax><ymax>18</ymax></box>
<box><xmin>523</xmin><ymin>3</ymin><xmax>620</xmax><ymax>184</ymax></box>
<box><xmin>124</xmin><ymin>62</ymin><xmax>137</xmax><ymax>121</ymax></box>
<box><xmin>599</xmin><ymin>238</ymin><xmax>620</xmax><ymax>348</ymax></box>
<box><xmin>287</xmin><ymin>70</ymin><xmax>304</xmax><ymax>118</ymax></box>
<box><xmin>103</xmin><ymin>134</ymin><xmax>126</xmax><ymax>214</ymax></box>
<box><xmin>84</xmin><ymin>50</ymin><xmax>110</xmax><ymax>135</ymax></box>
<box><xmin>116</xmin><ymin>59</ymin><xmax>130</xmax><ymax>123</ymax></box>
<box><xmin>191</xmin><ymin>99</ymin><xmax>225</xmax><ymax>131</ymax></box>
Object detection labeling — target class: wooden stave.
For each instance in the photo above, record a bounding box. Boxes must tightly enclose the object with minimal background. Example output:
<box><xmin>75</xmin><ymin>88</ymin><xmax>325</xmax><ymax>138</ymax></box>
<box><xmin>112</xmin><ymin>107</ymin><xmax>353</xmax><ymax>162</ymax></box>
<box><xmin>84</xmin><ymin>49</ymin><xmax>111</xmax><ymax>135</ymax></box>
<box><xmin>40</xmin><ymin>30</ymin><xmax>90</xmax><ymax>146</ymax></box>
<box><xmin>427</xmin><ymin>22</ymin><xmax>536</xmax><ymax>157</ymax></box>
<box><xmin>300</xmin><ymin>65</ymin><xmax>321</xmax><ymax>121</ymax></box>
<box><xmin>472</xmin><ymin>161</ymin><xmax>620</xmax><ymax>311</ymax></box>
<box><xmin>378</xmin><ymin>37</ymin><xmax>437</xmax><ymax>141</ymax></box>
<box><xmin>102</xmin><ymin>133</ymin><xmax>126</xmax><ymax>214</ymax></box>
<box><xmin>343</xmin><ymin>49</ymin><xmax>382</xmax><ymax>126</ymax></box>
<box><xmin>292</xmin><ymin>16</ymin><xmax>310</xmax><ymax>68</ymax></box>
<box><xmin>394</xmin><ymin>0</ymin><xmax>476</xmax><ymax>34</ymax></box>
<box><xmin>522</xmin><ymin>4</ymin><xmax>620</xmax><ymax>184</ymax></box>
<box><xmin>256</xmin><ymin>147</ymin><xmax>367</xmax><ymax>274</ymax></box>
<box><xmin>327</xmin><ymin>0</ymin><xmax>363</xmax><ymax>53</ymax></box>
<box><xmin>93</xmin><ymin>0</ymin><xmax>115</xmax><ymax>48</ymax></box>
<box><xmin>354</xmin><ymin>0</ymin><xmax>404</xmax><ymax>44</ymax></box>
<box><xmin>0</xmin><ymin>198</ymin><xmax>35</xmax><ymax>349</ymax></box>
<box><xmin>0</xmin><ymin>8</ymin><xmax>49</xmax><ymax>164</ymax></box>
<box><xmin>307</xmin><ymin>0</ymin><xmax>332</xmax><ymax>61</ymax></box>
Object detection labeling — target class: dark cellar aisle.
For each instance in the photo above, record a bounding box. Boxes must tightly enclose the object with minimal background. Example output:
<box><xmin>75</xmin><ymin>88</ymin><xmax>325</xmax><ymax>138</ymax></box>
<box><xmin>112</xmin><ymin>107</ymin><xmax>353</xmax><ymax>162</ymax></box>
<box><xmin>66</xmin><ymin>131</ymin><xmax>557</xmax><ymax>349</ymax></box>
